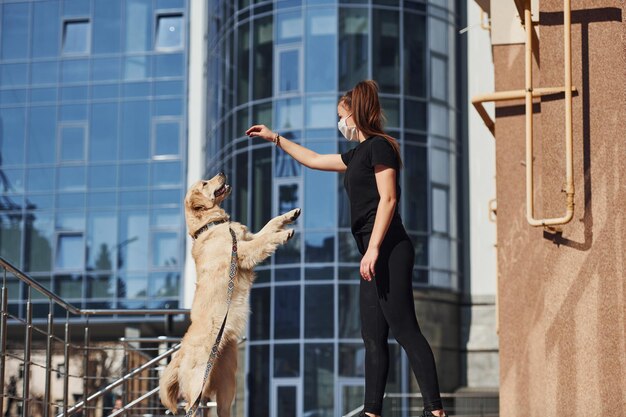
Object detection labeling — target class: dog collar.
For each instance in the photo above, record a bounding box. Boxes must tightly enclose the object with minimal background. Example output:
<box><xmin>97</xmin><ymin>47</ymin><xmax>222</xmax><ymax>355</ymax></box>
<box><xmin>193</xmin><ymin>219</ymin><xmax>227</xmax><ymax>240</ymax></box>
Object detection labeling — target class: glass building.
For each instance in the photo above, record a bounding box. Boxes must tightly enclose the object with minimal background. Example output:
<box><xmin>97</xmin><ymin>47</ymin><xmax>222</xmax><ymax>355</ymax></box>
<box><xmin>206</xmin><ymin>0</ymin><xmax>461</xmax><ymax>416</ymax></box>
<box><xmin>0</xmin><ymin>0</ymin><xmax>190</xmax><ymax>319</ymax></box>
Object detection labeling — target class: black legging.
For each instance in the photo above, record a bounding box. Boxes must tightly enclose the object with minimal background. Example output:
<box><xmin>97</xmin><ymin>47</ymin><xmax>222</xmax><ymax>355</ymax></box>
<box><xmin>354</xmin><ymin>223</ymin><xmax>443</xmax><ymax>415</ymax></box>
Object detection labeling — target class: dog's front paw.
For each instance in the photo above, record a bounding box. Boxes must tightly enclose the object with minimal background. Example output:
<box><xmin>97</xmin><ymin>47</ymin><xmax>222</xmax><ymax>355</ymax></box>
<box><xmin>279</xmin><ymin>229</ymin><xmax>295</xmax><ymax>244</ymax></box>
<box><xmin>286</xmin><ymin>208</ymin><xmax>301</xmax><ymax>223</ymax></box>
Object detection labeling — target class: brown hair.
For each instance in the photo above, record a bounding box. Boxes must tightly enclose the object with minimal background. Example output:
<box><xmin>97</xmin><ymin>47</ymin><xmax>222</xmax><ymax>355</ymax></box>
<box><xmin>339</xmin><ymin>80</ymin><xmax>403</xmax><ymax>168</ymax></box>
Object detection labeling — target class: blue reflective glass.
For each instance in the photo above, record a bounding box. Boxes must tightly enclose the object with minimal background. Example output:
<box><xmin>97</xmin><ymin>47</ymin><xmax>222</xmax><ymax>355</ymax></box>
<box><xmin>27</xmin><ymin>107</ymin><xmax>56</xmax><ymax>164</ymax></box>
<box><xmin>305</xmin><ymin>231</ymin><xmax>335</xmax><ymax>262</ymax></box>
<box><xmin>339</xmin><ymin>8</ymin><xmax>368</xmax><ymax>90</ymax></box>
<box><xmin>61</xmin><ymin>104</ymin><xmax>88</xmax><ymax>121</ymax></box>
<box><xmin>2</xmin><ymin>169</ymin><xmax>24</xmax><ymax>193</ymax></box>
<box><xmin>55</xmin><ymin>211</ymin><xmax>84</xmax><ymax>231</ymax></box>
<box><xmin>0</xmin><ymin>108</ymin><xmax>26</xmax><ymax>165</ymax></box>
<box><xmin>276</xmin><ymin>98</ymin><xmax>302</xmax><ymax>130</ymax></box>
<box><xmin>305</xmin><ymin>143</ymin><xmax>336</xmax><ymax>228</ymax></box>
<box><xmin>31</xmin><ymin>61</ymin><xmax>59</xmax><ymax>86</ymax></box>
<box><xmin>24</xmin><ymin>212</ymin><xmax>53</xmax><ymax>272</ymax></box>
<box><xmin>154</xmin><ymin>98</ymin><xmax>183</xmax><ymax>116</ymax></box>
<box><xmin>119</xmin><ymin>190</ymin><xmax>149</xmax><ymax>206</ymax></box>
<box><xmin>154</xmin><ymin>121</ymin><xmax>180</xmax><ymax>156</ymax></box>
<box><xmin>306</xmin><ymin>8</ymin><xmax>337</xmax><ymax>92</ymax></box>
<box><xmin>63</xmin><ymin>21</ymin><xmax>90</xmax><ymax>54</ymax></box>
<box><xmin>56</xmin><ymin>192</ymin><xmax>85</xmax><ymax>209</ymax></box>
<box><xmin>119</xmin><ymin>163</ymin><xmax>149</xmax><ymax>187</ymax></box>
<box><xmin>404</xmin><ymin>12</ymin><xmax>427</xmax><ymax>97</ymax></box>
<box><xmin>123</xmin><ymin>82</ymin><xmax>151</xmax><ymax>98</ymax></box>
<box><xmin>91</xmin><ymin>58</ymin><xmax>122</xmax><ymax>81</ymax></box>
<box><xmin>152</xmin><ymin>161</ymin><xmax>182</xmax><ymax>186</ymax></box>
<box><xmin>124</xmin><ymin>55</ymin><xmax>151</xmax><ymax>80</ymax></box>
<box><xmin>62</xmin><ymin>59</ymin><xmax>89</xmax><ymax>83</ymax></box>
<box><xmin>63</xmin><ymin>0</ymin><xmax>90</xmax><ymax>16</ymax></box>
<box><xmin>26</xmin><ymin>194</ymin><xmax>54</xmax><ymax>210</ymax></box>
<box><xmin>250</xmin><ymin>287</ymin><xmax>270</xmax><ymax>339</ymax></box>
<box><xmin>1</xmin><ymin>3</ymin><xmax>29</xmax><ymax>60</ymax></box>
<box><xmin>0</xmin><ymin>212</ymin><xmax>22</xmax><ymax>266</ymax></box>
<box><xmin>373</xmin><ymin>9</ymin><xmax>400</xmax><ymax>94</ymax></box>
<box><xmin>61</xmin><ymin>86</ymin><xmax>89</xmax><ymax>101</ymax></box>
<box><xmin>90</xmin><ymin>103</ymin><xmax>119</xmax><ymax>161</ymax></box>
<box><xmin>92</xmin><ymin>84</ymin><xmax>119</xmax><ymax>99</ymax></box>
<box><xmin>279</xmin><ymin>50</ymin><xmax>299</xmax><ymax>93</ymax></box>
<box><xmin>58</xmin><ymin>166</ymin><xmax>86</xmax><ymax>191</ymax></box>
<box><xmin>305</xmin><ymin>285</ymin><xmax>334</xmax><ymax>338</ymax></box>
<box><xmin>404</xmin><ymin>144</ymin><xmax>428</xmax><ymax>231</ymax></box>
<box><xmin>60</xmin><ymin>126</ymin><xmax>85</xmax><ymax>161</ymax></box>
<box><xmin>151</xmin><ymin>208</ymin><xmax>181</xmax><ymax>227</ymax></box>
<box><xmin>274</xmin><ymin>343</ymin><xmax>299</xmax><ymax>377</ymax></box>
<box><xmin>277</xmin><ymin>11</ymin><xmax>302</xmax><ymax>43</ymax></box>
<box><xmin>429</xmin><ymin>103</ymin><xmax>448</xmax><ymax>137</ymax></box>
<box><xmin>125</xmin><ymin>0</ymin><xmax>153</xmax><ymax>52</ymax></box>
<box><xmin>305</xmin><ymin>96</ymin><xmax>336</xmax><ymax>128</ymax></box>
<box><xmin>253</xmin><ymin>16</ymin><xmax>273</xmax><ymax>100</ymax></box>
<box><xmin>119</xmin><ymin>273</ymin><xmax>148</xmax><ymax>298</ymax></box>
<box><xmin>156</xmin><ymin>15</ymin><xmax>183</xmax><ymax>50</ymax></box>
<box><xmin>338</xmin><ymin>284</ymin><xmax>360</xmax><ymax>337</ymax></box>
<box><xmin>149</xmin><ymin>272</ymin><xmax>180</xmax><ymax>297</ymax></box>
<box><xmin>432</xmin><ymin>187</ymin><xmax>448</xmax><ymax>233</ymax></box>
<box><xmin>430</xmin><ymin>235</ymin><xmax>450</xmax><ymax>269</ymax></box>
<box><xmin>157</xmin><ymin>0</ymin><xmax>185</xmax><ymax>8</ymax></box>
<box><xmin>0</xmin><ymin>90</ymin><xmax>27</xmax><ymax>106</ymax></box>
<box><xmin>154</xmin><ymin>53</ymin><xmax>184</xmax><ymax>77</ymax></box>
<box><xmin>151</xmin><ymin>189</ymin><xmax>180</xmax><ymax>205</ymax></box>
<box><xmin>118</xmin><ymin>211</ymin><xmax>149</xmax><ymax>271</ymax></box>
<box><xmin>87</xmin><ymin>191</ymin><xmax>117</xmax><ymax>208</ymax></box>
<box><xmin>88</xmin><ymin>165</ymin><xmax>117</xmax><ymax>189</ymax></box>
<box><xmin>56</xmin><ymin>233</ymin><xmax>84</xmax><ymax>269</ymax></box>
<box><xmin>154</xmin><ymin>80</ymin><xmax>184</xmax><ymax>96</ymax></box>
<box><xmin>93</xmin><ymin>0</ymin><xmax>121</xmax><ymax>54</ymax></box>
<box><xmin>30</xmin><ymin>88</ymin><xmax>58</xmax><ymax>103</ymax></box>
<box><xmin>404</xmin><ymin>99</ymin><xmax>427</xmax><ymax>131</ymax></box>
<box><xmin>274</xmin><ymin>285</ymin><xmax>300</xmax><ymax>339</ymax></box>
<box><xmin>86</xmin><ymin>274</ymin><xmax>115</xmax><ymax>298</ymax></box>
<box><xmin>151</xmin><ymin>232</ymin><xmax>179</xmax><ymax>267</ymax></box>
<box><xmin>1</xmin><ymin>64</ymin><xmax>28</xmax><ymax>87</ymax></box>
<box><xmin>32</xmin><ymin>1</ymin><xmax>60</xmax><ymax>58</ymax></box>
<box><xmin>120</xmin><ymin>101</ymin><xmax>150</xmax><ymax>160</ymax></box>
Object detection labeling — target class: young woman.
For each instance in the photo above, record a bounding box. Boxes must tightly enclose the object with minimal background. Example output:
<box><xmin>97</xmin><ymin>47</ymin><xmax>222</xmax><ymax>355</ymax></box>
<box><xmin>246</xmin><ymin>80</ymin><xmax>447</xmax><ymax>417</ymax></box>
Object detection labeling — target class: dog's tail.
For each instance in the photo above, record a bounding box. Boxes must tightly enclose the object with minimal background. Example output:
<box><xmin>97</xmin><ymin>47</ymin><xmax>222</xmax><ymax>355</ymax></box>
<box><xmin>159</xmin><ymin>351</ymin><xmax>182</xmax><ymax>413</ymax></box>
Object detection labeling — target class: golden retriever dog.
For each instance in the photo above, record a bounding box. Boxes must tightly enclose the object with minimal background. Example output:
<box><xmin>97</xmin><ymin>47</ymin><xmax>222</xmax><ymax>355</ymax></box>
<box><xmin>159</xmin><ymin>172</ymin><xmax>300</xmax><ymax>416</ymax></box>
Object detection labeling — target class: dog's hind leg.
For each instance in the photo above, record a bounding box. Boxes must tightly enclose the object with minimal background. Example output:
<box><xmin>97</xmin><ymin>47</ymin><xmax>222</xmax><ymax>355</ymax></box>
<box><xmin>209</xmin><ymin>338</ymin><xmax>238</xmax><ymax>417</ymax></box>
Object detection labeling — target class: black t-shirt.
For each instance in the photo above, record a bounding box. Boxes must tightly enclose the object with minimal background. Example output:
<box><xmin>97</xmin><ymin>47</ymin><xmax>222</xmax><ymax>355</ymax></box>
<box><xmin>341</xmin><ymin>136</ymin><xmax>402</xmax><ymax>235</ymax></box>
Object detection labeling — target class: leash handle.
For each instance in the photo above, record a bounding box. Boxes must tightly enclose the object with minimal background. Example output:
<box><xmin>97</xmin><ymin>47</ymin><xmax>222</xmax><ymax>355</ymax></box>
<box><xmin>185</xmin><ymin>226</ymin><xmax>237</xmax><ymax>417</ymax></box>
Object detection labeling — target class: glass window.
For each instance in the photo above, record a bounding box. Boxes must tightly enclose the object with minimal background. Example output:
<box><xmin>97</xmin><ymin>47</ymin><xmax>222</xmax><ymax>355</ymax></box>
<box><xmin>429</xmin><ymin>17</ymin><xmax>448</xmax><ymax>55</ymax></box>
<box><xmin>305</xmin><ymin>266</ymin><xmax>333</xmax><ymax>281</ymax></box>
<box><xmin>155</xmin><ymin>14</ymin><xmax>183</xmax><ymax>50</ymax></box>
<box><xmin>154</xmin><ymin>98</ymin><xmax>182</xmax><ymax>116</ymax></box>
<box><xmin>339</xmin><ymin>344</ymin><xmax>365</xmax><ymax>377</ymax></box>
<box><xmin>380</xmin><ymin>98</ymin><xmax>400</xmax><ymax>128</ymax></box>
<box><xmin>404</xmin><ymin>99</ymin><xmax>427</xmax><ymax>131</ymax></box>
<box><xmin>90</xmin><ymin>103</ymin><xmax>119</xmax><ymax>162</ymax></box>
<box><xmin>63</xmin><ymin>20</ymin><xmax>90</xmax><ymax>54</ymax></box>
<box><xmin>237</xmin><ymin>22</ymin><xmax>250</xmax><ymax>104</ymax></box>
<box><xmin>32</xmin><ymin>61</ymin><xmax>59</xmax><ymax>85</ymax></box>
<box><xmin>0</xmin><ymin>213</ymin><xmax>22</xmax><ymax>267</ymax></box>
<box><xmin>305</xmin><ymin>232</ymin><xmax>334</xmax><ymax>263</ymax></box>
<box><xmin>248</xmin><ymin>345</ymin><xmax>270</xmax><ymax>416</ymax></box>
<box><xmin>275</xmin><ymin>136</ymin><xmax>301</xmax><ymax>177</ymax></box>
<box><xmin>305</xmin><ymin>96</ymin><xmax>336</xmax><ymax>129</ymax></box>
<box><xmin>32</xmin><ymin>1</ymin><xmax>60</xmax><ymax>58</ymax></box>
<box><xmin>93</xmin><ymin>0</ymin><xmax>121</xmax><ymax>53</ymax></box>
<box><xmin>154</xmin><ymin>53</ymin><xmax>184</xmax><ymax>77</ymax></box>
<box><xmin>55</xmin><ymin>274</ymin><xmax>83</xmax><ymax>299</ymax></box>
<box><xmin>27</xmin><ymin>107</ymin><xmax>56</xmax><ymax>164</ymax></box>
<box><xmin>124</xmin><ymin>55</ymin><xmax>151</xmax><ymax>80</ymax></box>
<box><xmin>60</xmin><ymin>125</ymin><xmax>86</xmax><ymax>162</ymax></box>
<box><xmin>430</xmin><ymin>235</ymin><xmax>450</xmax><ymax>269</ymax></box>
<box><xmin>235</xmin><ymin>151</ymin><xmax>249</xmax><ymax>224</ymax></box>
<box><xmin>58</xmin><ymin>166</ymin><xmax>86</xmax><ymax>191</ymax></box>
<box><xmin>152</xmin><ymin>232</ymin><xmax>179</xmax><ymax>267</ymax></box>
<box><xmin>125</xmin><ymin>0</ymin><xmax>153</xmax><ymax>52</ymax></box>
<box><xmin>149</xmin><ymin>272</ymin><xmax>179</xmax><ymax>297</ymax></box>
<box><xmin>252</xmin><ymin>147</ymin><xmax>273</xmax><ymax>231</ymax></box>
<box><xmin>118</xmin><ymin>211</ymin><xmax>149</xmax><ymax>271</ymax></box>
<box><xmin>431</xmin><ymin>148</ymin><xmax>450</xmax><ymax>185</ymax></box>
<box><xmin>276</xmin><ymin>98</ymin><xmax>303</xmax><ymax>131</ymax></box>
<box><xmin>404</xmin><ymin>12</ymin><xmax>427</xmax><ymax>97</ymax></box>
<box><xmin>249</xmin><ymin>286</ymin><xmax>270</xmax><ymax>340</ymax></box>
<box><xmin>431</xmin><ymin>55</ymin><xmax>447</xmax><ymax>101</ymax></box>
<box><xmin>87</xmin><ymin>211</ymin><xmax>117</xmax><ymax>271</ymax></box>
<box><xmin>338</xmin><ymin>284</ymin><xmax>360</xmax><ymax>338</ymax></box>
<box><xmin>56</xmin><ymin>233</ymin><xmax>84</xmax><ymax>269</ymax></box>
<box><xmin>86</xmin><ymin>274</ymin><xmax>115</xmax><ymax>299</ymax></box>
<box><xmin>25</xmin><ymin>212</ymin><xmax>53</xmax><ymax>272</ymax></box>
<box><xmin>1</xmin><ymin>3</ymin><xmax>29</xmax><ymax>60</ymax></box>
<box><xmin>274</xmin><ymin>344</ymin><xmax>300</xmax><ymax>377</ymax></box>
<box><xmin>274</xmin><ymin>285</ymin><xmax>300</xmax><ymax>339</ymax></box>
<box><xmin>277</xmin><ymin>49</ymin><xmax>300</xmax><ymax>94</ymax></box>
<box><xmin>432</xmin><ymin>187</ymin><xmax>448</xmax><ymax>233</ymax></box>
<box><xmin>119</xmin><ymin>163</ymin><xmax>149</xmax><ymax>188</ymax></box>
<box><xmin>404</xmin><ymin>145</ymin><xmax>428</xmax><ymax>232</ymax></box>
<box><xmin>339</xmin><ymin>8</ymin><xmax>368</xmax><ymax>91</ymax></box>
<box><xmin>305</xmin><ymin>285</ymin><xmax>334</xmax><ymax>338</ymax></box>
<box><xmin>151</xmin><ymin>161</ymin><xmax>182</xmax><ymax>186</ymax></box>
<box><xmin>429</xmin><ymin>103</ymin><xmax>448</xmax><ymax>137</ymax></box>
<box><xmin>305</xmin><ymin>143</ymin><xmax>336</xmax><ymax>228</ymax></box>
<box><xmin>27</xmin><ymin>168</ymin><xmax>55</xmax><ymax>192</ymax></box>
<box><xmin>2</xmin><ymin>169</ymin><xmax>24</xmax><ymax>193</ymax></box>
<box><xmin>306</xmin><ymin>8</ymin><xmax>337</xmax><ymax>92</ymax></box>
<box><xmin>1</xmin><ymin>64</ymin><xmax>28</xmax><ymax>87</ymax></box>
<box><xmin>154</xmin><ymin>120</ymin><xmax>180</xmax><ymax>157</ymax></box>
<box><xmin>121</xmin><ymin>101</ymin><xmax>150</xmax><ymax>160</ymax></box>
<box><xmin>277</xmin><ymin>11</ymin><xmax>302</xmax><ymax>43</ymax></box>
<box><xmin>88</xmin><ymin>165</ymin><xmax>117</xmax><ymax>189</ymax></box>
<box><xmin>62</xmin><ymin>59</ymin><xmax>89</xmax><ymax>83</ymax></box>
<box><xmin>253</xmin><ymin>16</ymin><xmax>273</xmax><ymax>100</ymax></box>
<box><xmin>119</xmin><ymin>273</ymin><xmax>148</xmax><ymax>298</ymax></box>
<box><xmin>0</xmin><ymin>108</ymin><xmax>26</xmax><ymax>166</ymax></box>
<box><xmin>338</xmin><ymin>232</ymin><xmax>361</xmax><ymax>263</ymax></box>
<box><xmin>304</xmin><ymin>344</ymin><xmax>334</xmax><ymax>416</ymax></box>
<box><xmin>373</xmin><ymin>9</ymin><xmax>400</xmax><ymax>94</ymax></box>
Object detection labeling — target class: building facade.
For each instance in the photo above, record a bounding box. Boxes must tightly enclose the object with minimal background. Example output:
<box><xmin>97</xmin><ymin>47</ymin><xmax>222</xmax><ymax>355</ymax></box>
<box><xmin>0</xmin><ymin>0</ymin><xmax>190</xmax><ymax>320</ymax></box>
<box><xmin>205</xmin><ymin>1</ymin><xmax>464</xmax><ymax>415</ymax></box>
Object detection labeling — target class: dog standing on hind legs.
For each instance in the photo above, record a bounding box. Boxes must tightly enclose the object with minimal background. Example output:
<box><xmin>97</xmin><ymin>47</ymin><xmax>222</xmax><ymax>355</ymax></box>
<box><xmin>159</xmin><ymin>172</ymin><xmax>301</xmax><ymax>417</ymax></box>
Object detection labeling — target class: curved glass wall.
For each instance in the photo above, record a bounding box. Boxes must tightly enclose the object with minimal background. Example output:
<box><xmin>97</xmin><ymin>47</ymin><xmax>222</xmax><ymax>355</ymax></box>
<box><xmin>207</xmin><ymin>0</ymin><xmax>459</xmax><ymax>415</ymax></box>
<box><xmin>0</xmin><ymin>0</ymin><xmax>189</xmax><ymax>318</ymax></box>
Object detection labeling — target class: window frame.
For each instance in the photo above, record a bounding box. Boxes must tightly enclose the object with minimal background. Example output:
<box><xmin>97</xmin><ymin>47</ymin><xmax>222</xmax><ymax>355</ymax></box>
<box><xmin>154</xmin><ymin>12</ymin><xmax>185</xmax><ymax>52</ymax></box>
<box><xmin>61</xmin><ymin>18</ymin><xmax>91</xmax><ymax>56</ymax></box>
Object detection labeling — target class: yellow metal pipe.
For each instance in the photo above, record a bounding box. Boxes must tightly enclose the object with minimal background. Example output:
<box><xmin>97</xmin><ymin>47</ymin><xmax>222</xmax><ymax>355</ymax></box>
<box><xmin>525</xmin><ymin>0</ymin><xmax>574</xmax><ymax>228</ymax></box>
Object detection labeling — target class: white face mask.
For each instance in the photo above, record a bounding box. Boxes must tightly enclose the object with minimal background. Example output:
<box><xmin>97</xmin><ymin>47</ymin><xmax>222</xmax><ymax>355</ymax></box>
<box><xmin>338</xmin><ymin>114</ymin><xmax>358</xmax><ymax>141</ymax></box>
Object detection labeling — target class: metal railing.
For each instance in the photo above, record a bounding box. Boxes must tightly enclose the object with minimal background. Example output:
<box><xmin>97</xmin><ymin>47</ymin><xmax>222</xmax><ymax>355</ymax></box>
<box><xmin>0</xmin><ymin>256</ymin><xmax>190</xmax><ymax>417</ymax></box>
<box><xmin>344</xmin><ymin>392</ymin><xmax>499</xmax><ymax>417</ymax></box>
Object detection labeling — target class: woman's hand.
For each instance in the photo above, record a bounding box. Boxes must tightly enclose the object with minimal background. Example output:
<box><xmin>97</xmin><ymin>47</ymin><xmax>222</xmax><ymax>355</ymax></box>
<box><xmin>246</xmin><ymin>124</ymin><xmax>276</xmax><ymax>142</ymax></box>
<box><xmin>360</xmin><ymin>247</ymin><xmax>379</xmax><ymax>281</ymax></box>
